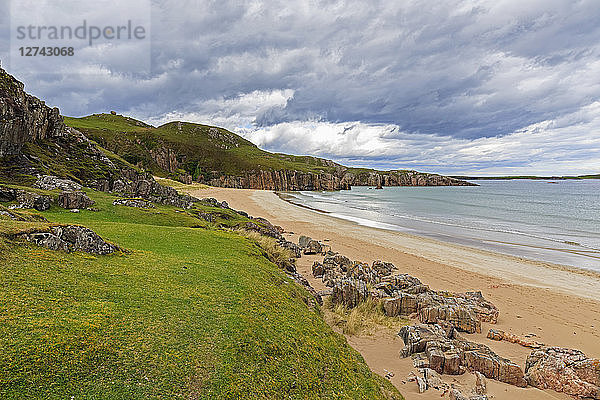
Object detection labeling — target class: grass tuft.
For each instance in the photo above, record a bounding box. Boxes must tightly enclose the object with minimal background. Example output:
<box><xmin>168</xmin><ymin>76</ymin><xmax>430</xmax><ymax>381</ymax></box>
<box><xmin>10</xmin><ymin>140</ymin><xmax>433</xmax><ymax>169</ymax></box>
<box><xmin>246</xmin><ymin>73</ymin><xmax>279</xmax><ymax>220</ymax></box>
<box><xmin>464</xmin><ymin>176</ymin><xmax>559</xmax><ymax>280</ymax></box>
<box><xmin>325</xmin><ymin>297</ymin><xmax>409</xmax><ymax>336</ymax></box>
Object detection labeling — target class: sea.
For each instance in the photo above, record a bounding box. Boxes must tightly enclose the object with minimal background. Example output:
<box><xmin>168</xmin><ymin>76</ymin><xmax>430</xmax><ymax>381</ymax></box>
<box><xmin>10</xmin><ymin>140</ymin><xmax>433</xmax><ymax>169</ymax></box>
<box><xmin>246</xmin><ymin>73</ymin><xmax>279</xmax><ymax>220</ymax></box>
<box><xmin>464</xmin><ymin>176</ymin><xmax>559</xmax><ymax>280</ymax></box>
<box><xmin>281</xmin><ymin>179</ymin><xmax>600</xmax><ymax>272</ymax></box>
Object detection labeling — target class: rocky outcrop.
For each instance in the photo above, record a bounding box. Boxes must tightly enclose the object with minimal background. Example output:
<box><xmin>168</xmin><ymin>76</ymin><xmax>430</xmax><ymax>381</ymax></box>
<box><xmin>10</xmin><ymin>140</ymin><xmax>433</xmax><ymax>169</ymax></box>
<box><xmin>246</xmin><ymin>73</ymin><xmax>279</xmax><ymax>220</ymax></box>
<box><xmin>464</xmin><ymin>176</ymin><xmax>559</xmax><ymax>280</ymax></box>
<box><xmin>313</xmin><ymin>251</ymin><xmax>498</xmax><ymax>333</ymax></box>
<box><xmin>113</xmin><ymin>198</ymin><xmax>155</xmax><ymax>208</ymax></box>
<box><xmin>58</xmin><ymin>191</ymin><xmax>95</xmax><ymax>209</ymax></box>
<box><xmin>342</xmin><ymin>170</ymin><xmax>474</xmax><ymax>188</ymax></box>
<box><xmin>416</xmin><ymin>291</ymin><xmax>498</xmax><ymax>334</ymax></box>
<box><xmin>149</xmin><ymin>146</ymin><xmax>179</xmax><ymax>173</ymax></box>
<box><xmin>0</xmin><ymin>185</ymin><xmax>52</xmax><ymax>211</ymax></box>
<box><xmin>399</xmin><ymin>324</ymin><xmax>527</xmax><ymax>387</ymax></box>
<box><xmin>0</xmin><ymin>68</ymin><xmax>67</xmax><ymax>156</ymax></box>
<box><xmin>20</xmin><ymin>225</ymin><xmax>117</xmax><ymax>255</ymax></box>
<box><xmin>525</xmin><ymin>347</ymin><xmax>600</xmax><ymax>398</ymax></box>
<box><xmin>209</xmin><ymin>170</ymin><xmax>351</xmax><ymax>191</ymax></box>
<box><xmin>88</xmin><ymin>170</ymin><xmax>197</xmax><ymax>209</ymax></box>
<box><xmin>208</xmin><ymin>169</ymin><xmax>474</xmax><ymax>191</ymax></box>
<box><xmin>331</xmin><ymin>279</ymin><xmax>369</xmax><ymax>308</ymax></box>
<box><xmin>298</xmin><ymin>235</ymin><xmax>324</xmax><ymax>254</ymax></box>
<box><xmin>33</xmin><ymin>175</ymin><xmax>82</xmax><ymax>191</ymax></box>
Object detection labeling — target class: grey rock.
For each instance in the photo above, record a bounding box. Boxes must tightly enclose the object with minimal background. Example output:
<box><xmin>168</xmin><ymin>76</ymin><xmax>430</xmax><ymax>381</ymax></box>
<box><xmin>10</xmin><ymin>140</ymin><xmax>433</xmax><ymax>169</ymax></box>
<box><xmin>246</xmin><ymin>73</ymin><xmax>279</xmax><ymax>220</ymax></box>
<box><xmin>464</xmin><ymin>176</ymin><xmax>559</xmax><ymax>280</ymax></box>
<box><xmin>33</xmin><ymin>175</ymin><xmax>82</xmax><ymax>191</ymax></box>
<box><xmin>15</xmin><ymin>190</ymin><xmax>52</xmax><ymax>211</ymax></box>
<box><xmin>113</xmin><ymin>198</ymin><xmax>155</xmax><ymax>209</ymax></box>
<box><xmin>21</xmin><ymin>225</ymin><xmax>117</xmax><ymax>255</ymax></box>
<box><xmin>58</xmin><ymin>191</ymin><xmax>95</xmax><ymax>209</ymax></box>
<box><xmin>0</xmin><ymin>68</ymin><xmax>66</xmax><ymax>157</ymax></box>
<box><xmin>331</xmin><ymin>279</ymin><xmax>369</xmax><ymax>308</ymax></box>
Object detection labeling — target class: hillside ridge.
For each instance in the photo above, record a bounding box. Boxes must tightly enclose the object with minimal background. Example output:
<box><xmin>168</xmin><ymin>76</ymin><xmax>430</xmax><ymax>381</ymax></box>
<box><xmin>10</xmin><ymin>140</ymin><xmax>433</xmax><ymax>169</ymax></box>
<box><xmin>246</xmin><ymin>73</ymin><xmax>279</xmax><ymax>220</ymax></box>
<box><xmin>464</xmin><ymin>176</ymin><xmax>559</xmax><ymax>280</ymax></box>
<box><xmin>65</xmin><ymin>113</ymin><xmax>475</xmax><ymax>190</ymax></box>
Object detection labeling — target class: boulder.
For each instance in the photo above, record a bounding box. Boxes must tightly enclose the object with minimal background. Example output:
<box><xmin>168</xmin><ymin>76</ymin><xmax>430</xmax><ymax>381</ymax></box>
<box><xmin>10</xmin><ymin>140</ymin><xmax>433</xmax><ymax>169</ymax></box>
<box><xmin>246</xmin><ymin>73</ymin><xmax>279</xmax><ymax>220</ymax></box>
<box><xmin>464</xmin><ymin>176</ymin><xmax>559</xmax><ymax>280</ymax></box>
<box><xmin>16</xmin><ymin>191</ymin><xmax>52</xmax><ymax>211</ymax></box>
<box><xmin>303</xmin><ymin>239</ymin><xmax>323</xmax><ymax>255</ymax></box>
<box><xmin>58</xmin><ymin>191</ymin><xmax>95</xmax><ymax>209</ymax></box>
<box><xmin>20</xmin><ymin>225</ymin><xmax>117</xmax><ymax>255</ymax></box>
<box><xmin>382</xmin><ymin>273</ymin><xmax>430</xmax><ymax>294</ymax></box>
<box><xmin>33</xmin><ymin>175</ymin><xmax>82</xmax><ymax>191</ymax></box>
<box><xmin>113</xmin><ymin>198</ymin><xmax>155</xmax><ymax>209</ymax></box>
<box><xmin>372</xmin><ymin>260</ymin><xmax>396</xmax><ymax>276</ymax></box>
<box><xmin>312</xmin><ymin>261</ymin><xmax>325</xmax><ymax>278</ymax></box>
<box><xmin>525</xmin><ymin>347</ymin><xmax>600</xmax><ymax>399</ymax></box>
<box><xmin>331</xmin><ymin>279</ymin><xmax>369</xmax><ymax>308</ymax></box>
<box><xmin>323</xmin><ymin>253</ymin><xmax>353</xmax><ymax>271</ymax></box>
<box><xmin>298</xmin><ymin>235</ymin><xmax>312</xmax><ymax>248</ymax></box>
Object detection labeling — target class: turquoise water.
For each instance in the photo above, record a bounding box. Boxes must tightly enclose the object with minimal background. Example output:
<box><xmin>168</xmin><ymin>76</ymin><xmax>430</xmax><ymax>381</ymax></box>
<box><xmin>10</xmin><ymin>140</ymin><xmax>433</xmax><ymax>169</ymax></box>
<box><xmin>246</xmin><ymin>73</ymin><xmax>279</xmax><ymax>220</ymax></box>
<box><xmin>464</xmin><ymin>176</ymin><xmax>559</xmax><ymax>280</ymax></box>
<box><xmin>283</xmin><ymin>180</ymin><xmax>600</xmax><ymax>272</ymax></box>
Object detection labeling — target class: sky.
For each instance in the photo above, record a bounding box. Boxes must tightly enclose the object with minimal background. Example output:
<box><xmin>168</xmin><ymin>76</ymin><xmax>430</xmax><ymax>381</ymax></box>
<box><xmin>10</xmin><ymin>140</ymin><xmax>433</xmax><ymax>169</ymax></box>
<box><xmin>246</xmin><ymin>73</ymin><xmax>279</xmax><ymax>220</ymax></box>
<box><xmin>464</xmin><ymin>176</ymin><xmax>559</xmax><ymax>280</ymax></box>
<box><xmin>1</xmin><ymin>0</ymin><xmax>599</xmax><ymax>176</ymax></box>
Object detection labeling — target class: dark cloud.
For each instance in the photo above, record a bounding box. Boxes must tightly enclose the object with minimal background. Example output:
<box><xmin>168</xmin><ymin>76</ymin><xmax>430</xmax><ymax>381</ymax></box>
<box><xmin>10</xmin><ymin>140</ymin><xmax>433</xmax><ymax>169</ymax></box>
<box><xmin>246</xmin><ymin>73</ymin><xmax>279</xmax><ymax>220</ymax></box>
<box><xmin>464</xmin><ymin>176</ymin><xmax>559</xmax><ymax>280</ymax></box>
<box><xmin>1</xmin><ymin>0</ymin><xmax>599</xmax><ymax>174</ymax></box>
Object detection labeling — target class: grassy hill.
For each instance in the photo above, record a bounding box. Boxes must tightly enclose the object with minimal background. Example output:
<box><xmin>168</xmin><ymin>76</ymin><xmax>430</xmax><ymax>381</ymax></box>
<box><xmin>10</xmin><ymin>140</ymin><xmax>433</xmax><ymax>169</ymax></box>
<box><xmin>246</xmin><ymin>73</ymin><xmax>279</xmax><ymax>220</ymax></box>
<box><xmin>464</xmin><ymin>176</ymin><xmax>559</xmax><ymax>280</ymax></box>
<box><xmin>0</xmin><ymin>187</ymin><xmax>402</xmax><ymax>399</ymax></box>
<box><xmin>64</xmin><ymin>114</ymin><xmax>344</xmax><ymax>182</ymax></box>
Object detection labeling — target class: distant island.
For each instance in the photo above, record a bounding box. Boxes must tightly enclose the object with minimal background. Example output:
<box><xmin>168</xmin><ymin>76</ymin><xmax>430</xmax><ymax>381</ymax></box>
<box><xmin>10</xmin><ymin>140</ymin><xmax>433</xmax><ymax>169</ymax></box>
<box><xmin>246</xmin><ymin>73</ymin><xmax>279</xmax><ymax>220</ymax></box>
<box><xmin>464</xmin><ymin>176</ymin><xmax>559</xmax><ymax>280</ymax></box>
<box><xmin>451</xmin><ymin>174</ymin><xmax>600</xmax><ymax>180</ymax></box>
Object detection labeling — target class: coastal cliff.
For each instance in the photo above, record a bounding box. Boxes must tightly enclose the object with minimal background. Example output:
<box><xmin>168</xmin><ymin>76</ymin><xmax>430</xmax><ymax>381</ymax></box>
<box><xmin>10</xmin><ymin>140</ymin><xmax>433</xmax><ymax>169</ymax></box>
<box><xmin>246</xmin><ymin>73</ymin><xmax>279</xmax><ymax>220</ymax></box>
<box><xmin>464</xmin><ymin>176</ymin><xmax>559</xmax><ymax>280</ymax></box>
<box><xmin>65</xmin><ymin>113</ymin><xmax>475</xmax><ymax>190</ymax></box>
<box><xmin>0</xmin><ymin>69</ymin><xmax>66</xmax><ymax>156</ymax></box>
<box><xmin>208</xmin><ymin>169</ymin><xmax>472</xmax><ymax>191</ymax></box>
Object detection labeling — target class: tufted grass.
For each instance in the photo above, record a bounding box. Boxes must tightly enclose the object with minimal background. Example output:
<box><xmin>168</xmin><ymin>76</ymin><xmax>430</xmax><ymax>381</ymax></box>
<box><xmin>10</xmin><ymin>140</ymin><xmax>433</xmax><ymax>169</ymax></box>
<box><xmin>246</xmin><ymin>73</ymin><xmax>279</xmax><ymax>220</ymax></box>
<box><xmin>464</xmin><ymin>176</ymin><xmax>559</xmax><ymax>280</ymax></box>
<box><xmin>325</xmin><ymin>297</ymin><xmax>410</xmax><ymax>336</ymax></box>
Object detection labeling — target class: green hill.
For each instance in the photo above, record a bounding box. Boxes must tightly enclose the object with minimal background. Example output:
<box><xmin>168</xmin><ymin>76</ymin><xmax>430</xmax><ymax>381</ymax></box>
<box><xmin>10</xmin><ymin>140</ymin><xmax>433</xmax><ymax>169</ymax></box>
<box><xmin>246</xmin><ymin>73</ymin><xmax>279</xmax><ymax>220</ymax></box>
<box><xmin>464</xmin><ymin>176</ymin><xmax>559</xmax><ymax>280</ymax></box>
<box><xmin>64</xmin><ymin>113</ymin><xmax>472</xmax><ymax>189</ymax></box>
<box><xmin>65</xmin><ymin>114</ymin><xmax>343</xmax><ymax>181</ymax></box>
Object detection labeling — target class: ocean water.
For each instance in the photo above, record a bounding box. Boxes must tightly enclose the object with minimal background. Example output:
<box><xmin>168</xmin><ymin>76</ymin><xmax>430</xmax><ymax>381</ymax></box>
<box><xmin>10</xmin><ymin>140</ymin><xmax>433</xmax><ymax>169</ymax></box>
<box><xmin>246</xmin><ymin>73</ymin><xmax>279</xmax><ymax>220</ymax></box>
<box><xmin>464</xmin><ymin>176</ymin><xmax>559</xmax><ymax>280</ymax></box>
<box><xmin>282</xmin><ymin>180</ymin><xmax>600</xmax><ymax>272</ymax></box>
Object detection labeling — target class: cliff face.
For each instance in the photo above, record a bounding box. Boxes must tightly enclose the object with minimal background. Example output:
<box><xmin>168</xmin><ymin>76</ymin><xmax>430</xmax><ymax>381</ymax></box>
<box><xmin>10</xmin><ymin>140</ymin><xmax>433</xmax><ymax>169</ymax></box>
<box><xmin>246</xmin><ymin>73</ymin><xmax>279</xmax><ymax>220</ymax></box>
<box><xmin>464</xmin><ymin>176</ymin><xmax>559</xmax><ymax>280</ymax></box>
<box><xmin>208</xmin><ymin>169</ymin><xmax>473</xmax><ymax>190</ymax></box>
<box><xmin>0</xmin><ymin>68</ymin><xmax>66</xmax><ymax>156</ymax></box>
<box><xmin>209</xmin><ymin>170</ymin><xmax>351</xmax><ymax>191</ymax></box>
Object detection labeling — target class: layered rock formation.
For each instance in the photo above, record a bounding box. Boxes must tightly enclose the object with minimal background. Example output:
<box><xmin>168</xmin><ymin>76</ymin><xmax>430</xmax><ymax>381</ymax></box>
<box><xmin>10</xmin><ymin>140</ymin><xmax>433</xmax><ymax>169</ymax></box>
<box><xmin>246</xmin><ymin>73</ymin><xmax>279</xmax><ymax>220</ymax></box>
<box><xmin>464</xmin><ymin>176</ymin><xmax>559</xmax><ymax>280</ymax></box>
<box><xmin>525</xmin><ymin>347</ymin><xmax>600</xmax><ymax>398</ymax></box>
<box><xmin>88</xmin><ymin>169</ymin><xmax>197</xmax><ymax>209</ymax></box>
<box><xmin>399</xmin><ymin>324</ymin><xmax>527</xmax><ymax>387</ymax></box>
<box><xmin>208</xmin><ymin>168</ymin><xmax>473</xmax><ymax>191</ymax></box>
<box><xmin>312</xmin><ymin>252</ymin><xmax>498</xmax><ymax>334</ymax></box>
<box><xmin>0</xmin><ymin>68</ymin><xmax>66</xmax><ymax>156</ymax></box>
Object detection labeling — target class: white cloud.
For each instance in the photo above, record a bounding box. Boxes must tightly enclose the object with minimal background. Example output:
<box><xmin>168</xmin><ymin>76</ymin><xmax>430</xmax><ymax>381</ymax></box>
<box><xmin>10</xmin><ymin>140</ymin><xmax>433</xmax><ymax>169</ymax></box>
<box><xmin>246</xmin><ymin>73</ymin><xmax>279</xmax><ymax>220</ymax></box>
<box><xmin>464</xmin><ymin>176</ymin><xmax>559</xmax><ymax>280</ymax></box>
<box><xmin>240</xmin><ymin>101</ymin><xmax>600</xmax><ymax>175</ymax></box>
<box><xmin>144</xmin><ymin>89</ymin><xmax>294</xmax><ymax>129</ymax></box>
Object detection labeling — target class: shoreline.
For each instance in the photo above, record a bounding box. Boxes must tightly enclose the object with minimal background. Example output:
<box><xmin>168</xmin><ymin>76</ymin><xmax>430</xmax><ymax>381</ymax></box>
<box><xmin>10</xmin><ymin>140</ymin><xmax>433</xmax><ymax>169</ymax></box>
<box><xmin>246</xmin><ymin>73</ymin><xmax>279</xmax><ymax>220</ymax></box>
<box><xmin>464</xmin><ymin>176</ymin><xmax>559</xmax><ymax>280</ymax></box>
<box><xmin>276</xmin><ymin>191</ymin><xmax>600</xmax><ymax>285</ymax></box>
<box><xmin>278</xmin><ymin>186</ymin><xmax>600</xmax><ymax>274</ymax></box>
<box><xmin>185</xmin><ymin>186</ymin><xmax>600</xmax><ymax>399</ymax></box>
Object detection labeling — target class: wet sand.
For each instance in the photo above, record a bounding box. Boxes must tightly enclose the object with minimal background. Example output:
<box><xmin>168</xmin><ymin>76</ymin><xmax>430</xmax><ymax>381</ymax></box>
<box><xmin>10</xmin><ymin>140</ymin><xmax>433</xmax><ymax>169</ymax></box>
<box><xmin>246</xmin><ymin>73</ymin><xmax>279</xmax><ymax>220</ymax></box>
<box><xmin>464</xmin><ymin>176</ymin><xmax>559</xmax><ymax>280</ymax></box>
<box><xmin>186</xmin><ymin>186</ymin><xmax>600</xmax><ymax>399</ymax></box>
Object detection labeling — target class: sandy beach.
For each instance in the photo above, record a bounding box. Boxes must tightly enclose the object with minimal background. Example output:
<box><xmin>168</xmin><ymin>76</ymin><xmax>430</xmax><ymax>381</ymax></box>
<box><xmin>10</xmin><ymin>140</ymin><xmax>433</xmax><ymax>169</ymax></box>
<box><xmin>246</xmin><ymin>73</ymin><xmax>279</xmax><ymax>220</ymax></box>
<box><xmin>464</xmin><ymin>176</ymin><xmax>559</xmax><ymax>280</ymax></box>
<box><xmin>186</xmin><ymin>186</ymin><xmax>600</xmax><ymax>400</ymax></box>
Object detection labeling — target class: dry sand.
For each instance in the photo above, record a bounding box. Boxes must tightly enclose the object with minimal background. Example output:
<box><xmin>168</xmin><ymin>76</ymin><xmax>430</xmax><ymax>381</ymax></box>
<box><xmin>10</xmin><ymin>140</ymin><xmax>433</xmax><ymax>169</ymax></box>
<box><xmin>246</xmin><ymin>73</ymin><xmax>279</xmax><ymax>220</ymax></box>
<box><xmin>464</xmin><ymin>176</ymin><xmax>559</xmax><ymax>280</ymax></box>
<box><xmin>186</xmin><ymin>186</ymin><xmax>600</xmax><ymax>400</ymax></box>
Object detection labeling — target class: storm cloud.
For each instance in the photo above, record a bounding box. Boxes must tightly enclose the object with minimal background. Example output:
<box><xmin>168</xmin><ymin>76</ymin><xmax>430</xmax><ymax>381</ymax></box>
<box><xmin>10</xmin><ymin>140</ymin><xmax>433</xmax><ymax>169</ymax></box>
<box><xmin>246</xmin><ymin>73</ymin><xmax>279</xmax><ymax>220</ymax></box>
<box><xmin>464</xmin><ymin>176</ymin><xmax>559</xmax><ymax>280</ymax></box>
<box><xmin>1</xmin><ymin>0</ymin><xmax>599</xmax><ymax>175</ymax></box>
